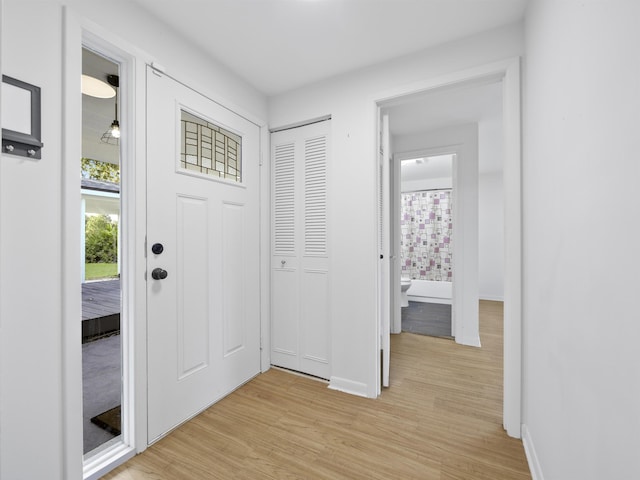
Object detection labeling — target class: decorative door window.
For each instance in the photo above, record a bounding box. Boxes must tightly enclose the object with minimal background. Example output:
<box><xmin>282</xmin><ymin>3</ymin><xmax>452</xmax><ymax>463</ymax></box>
<box><xmin>180</xmin><ymin>110</ymin><xmax>242</xmax><ymax>182</ymax></box>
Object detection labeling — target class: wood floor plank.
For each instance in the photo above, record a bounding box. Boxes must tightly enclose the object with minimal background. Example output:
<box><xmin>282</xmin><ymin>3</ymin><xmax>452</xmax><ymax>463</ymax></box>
<box><xmin>103</xmin><ymin>300</ymin><xmax>530</xmax><ymax>479</ymax></box>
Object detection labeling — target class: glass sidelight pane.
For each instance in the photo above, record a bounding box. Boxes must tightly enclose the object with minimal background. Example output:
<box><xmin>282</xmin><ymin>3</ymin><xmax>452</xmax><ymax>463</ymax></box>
<box><xmin>180</xmin><ymin>110</ymin><xmax>242</xmax><ymax>182</ymax></box>
<box><xmin>81</xmin><ymin>47</ymin><xmax>123</xmax><ymax>456</ymax></box>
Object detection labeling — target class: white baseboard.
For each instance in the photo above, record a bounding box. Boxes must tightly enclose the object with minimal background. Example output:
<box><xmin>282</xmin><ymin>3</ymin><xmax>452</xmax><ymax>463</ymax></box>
<box><xmin>522</xmin><ymin>424</ymin><xmax>544</xmax><ymax>480</ymax></box>
<box><xmin>456</xmin><ymin>334</ymin><xmax>481</xmax><ymax>348</ymax></box>
<box><xmin>328</xmin><ymin>376</ymin><xmax>369</xmax><ymax>398</ymax></box>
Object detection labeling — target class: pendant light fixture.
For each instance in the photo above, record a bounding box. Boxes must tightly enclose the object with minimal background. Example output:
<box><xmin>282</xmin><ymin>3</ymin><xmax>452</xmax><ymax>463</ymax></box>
<box><xmin>101</xmin><ymin>74</ymin><xmax>120</xmax><ymax>145</ymax></box>
<box><xmin>81</xmin><ymin>74</ymin><xmax>116</xmax><ymax>98</ymax></box>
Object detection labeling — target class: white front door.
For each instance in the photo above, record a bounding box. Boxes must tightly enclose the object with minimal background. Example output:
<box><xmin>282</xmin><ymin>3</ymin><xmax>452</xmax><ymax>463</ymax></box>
<box><xmin>146</xmin><ymin>67</ymin><xmax>261</xmax><ymax>442</ymax></box>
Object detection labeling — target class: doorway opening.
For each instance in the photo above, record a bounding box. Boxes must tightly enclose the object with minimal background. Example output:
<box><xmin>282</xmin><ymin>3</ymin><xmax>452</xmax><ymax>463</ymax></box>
<box><xmin>81</xmin><ymin>47</ymin><xmax>123</xmax><ymax>457</ymax></box>
<box><xmin>375</xmin><ymin>59</ymin><xmax>522</xmax><ymax>437</ymax></box>
<box><xmin>399</xmin><ymin>154</ymin><xmax>454</xmax><ymax>339</ymax></box>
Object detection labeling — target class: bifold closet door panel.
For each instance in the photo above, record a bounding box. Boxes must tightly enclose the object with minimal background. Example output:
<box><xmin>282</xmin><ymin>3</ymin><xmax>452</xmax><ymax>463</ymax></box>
<box><xmin>271</xmin><ymin>267</ymin><xmax>300</xmax><ymax>371</ymax></box>
<box><xmin>271</xmin><ymin>120</ymin><xmax>331</xmax><ymax>379</ymax></box>
<box><xmin>300</xmin><ymin>268</ymin><xmax>330</xmax><ymax>379</ymax></box>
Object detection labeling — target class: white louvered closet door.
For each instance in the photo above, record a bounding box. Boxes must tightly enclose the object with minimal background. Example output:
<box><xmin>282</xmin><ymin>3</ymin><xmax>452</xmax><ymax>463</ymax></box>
<box><xmin>271</xmin><ymin>120</ymin><xmax>331</xmax><ymax>379</ymax></box>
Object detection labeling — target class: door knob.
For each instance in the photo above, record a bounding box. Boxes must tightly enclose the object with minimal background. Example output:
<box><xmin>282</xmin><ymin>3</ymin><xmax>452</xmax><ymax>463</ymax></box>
<box><xmin>151</xmin><ymin>268</ymin><xmax>168</xmax><ymax>280</ymax></box>
<box><xmin>151</xmin><ymin>243</ymin><xmax>164</xmax><ymax>255</ymax></box>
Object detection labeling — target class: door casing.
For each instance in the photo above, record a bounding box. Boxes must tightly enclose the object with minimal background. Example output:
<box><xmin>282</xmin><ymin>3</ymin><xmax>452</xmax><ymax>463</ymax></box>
<box><xmin>373</xmin><ymin>58</ymin><xmax>522</xmax><ymax>437</ymax></box>
<box><xmin>392</xmin><ymin>133</ymin><xmax>480</xmax><ymax>349</ymax></box>
<box><xmin>63</xmin><ymin>14</ymin><xmax>142</xmax><ymax>480</ymax></box>
<box><xmin>62</xmin><ymin>10</ymin><xmax>270</xmax><ymax>480</ymax></box>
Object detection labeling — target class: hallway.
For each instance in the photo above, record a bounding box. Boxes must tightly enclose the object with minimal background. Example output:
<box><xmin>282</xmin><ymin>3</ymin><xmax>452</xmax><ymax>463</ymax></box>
<box><xmin>105</xmin><ymin>300</ymin><xmax>530</xmax><ymax>479</ymax></box>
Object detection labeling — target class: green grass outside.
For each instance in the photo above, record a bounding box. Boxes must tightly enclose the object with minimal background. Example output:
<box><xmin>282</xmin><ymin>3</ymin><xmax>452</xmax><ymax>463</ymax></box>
<box><xmin>85</xmin><ymin>263</ymin><xmax>118</xmax><ymax>280</ymax></box>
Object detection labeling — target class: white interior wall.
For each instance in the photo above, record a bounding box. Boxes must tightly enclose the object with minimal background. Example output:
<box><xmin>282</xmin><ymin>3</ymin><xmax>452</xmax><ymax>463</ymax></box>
<box><xmin>269</xmin><ymin>22</ymin><xmax>523</xmax><ymax>396</ymax></box>
<box><xmin>478</xmin><ymin>114</ymin><xmax>504</xmax><ymax>301</ymax></box>
<box><xmin>1</xmin><ymin>4</ymin><xmax>65</xmax><ymax>477</ymax></box>
<box><xmin>478</xmin><ymin>172</ymin><xmax>504</xmax><ymax>300</ymax></box>
<box><xmin>70</xmin><ymin>1</ymin><xmax>266</xmax><ymax>119</ymax></box>
<box><xmin>0</xmin><ymin>2</ymin><xmax>267</xmax><ymax>479</ymax></box>
<box><xmin>523</xmin><ymin>1</ymin><xmax>640</xmax><ymax>479</ymax></box>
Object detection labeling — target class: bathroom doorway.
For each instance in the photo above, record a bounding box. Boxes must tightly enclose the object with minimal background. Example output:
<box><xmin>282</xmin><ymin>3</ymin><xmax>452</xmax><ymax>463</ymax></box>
<box><xmin>399</xmin><ymin>154</ymin><xmax>454</xmax><ymax>339</ymax></box>
<box><xmin>376</xmin><ymin>63</ymin><xmax>522</xmax><ymax>434</ymax></box>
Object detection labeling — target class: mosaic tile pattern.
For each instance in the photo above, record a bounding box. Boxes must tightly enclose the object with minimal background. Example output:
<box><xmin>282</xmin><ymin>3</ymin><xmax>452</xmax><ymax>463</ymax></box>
<box><xmin>180</xmin><ymin>110</ymin><xmax>242</xmax><ymax>182</ymax></box>
<box><xmin>400</xmin><ymin>190</ymin><xmax>453</xmax><ymax>282</ymax></box>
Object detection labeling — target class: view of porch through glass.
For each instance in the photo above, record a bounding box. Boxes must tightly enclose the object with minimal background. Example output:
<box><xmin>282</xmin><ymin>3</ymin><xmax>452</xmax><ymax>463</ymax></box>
<box><xmin>81</xmin><ymin>47</ymin><xmax>123</xmax><ymax>457</ymax></box>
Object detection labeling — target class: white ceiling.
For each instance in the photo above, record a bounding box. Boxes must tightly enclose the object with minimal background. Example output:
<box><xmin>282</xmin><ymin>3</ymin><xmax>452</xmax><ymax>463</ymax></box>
<box><xmin>83</xmin><ymin>1</ymin><xmax>519</xmax><ymax>164</ymax></box>
<box><xmin>385</xmin><ymin>81</ymin><xmax>504</xmax><ymax>177</ymax></box>
<box><xmin>401</xmin><ymin>154</ymin><xmax>453</xmax><ymax>183</ymax></box>
<box><xmin>384</xmin><ymin>81</ymin><xmax>503</xmax><ymax>137</ymax></box>
<box><xmin>131</xmin><ymin>0</ymin><xmax>528</xmax><ymax>96</ymax></box>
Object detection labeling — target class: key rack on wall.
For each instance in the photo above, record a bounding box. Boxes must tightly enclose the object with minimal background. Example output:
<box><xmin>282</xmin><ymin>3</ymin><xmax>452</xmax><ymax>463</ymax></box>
<box><xmin>1</xmin><ymin>75</ymin><xmax>43</xmax><ymax>159</ymax></box>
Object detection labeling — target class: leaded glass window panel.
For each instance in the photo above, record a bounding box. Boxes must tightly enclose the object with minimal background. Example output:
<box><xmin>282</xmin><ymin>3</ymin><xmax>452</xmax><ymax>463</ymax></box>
<box><xmin>180</xmin><ymin>110</ymin><xmax>242</xmax><ymax>182</ymax></box>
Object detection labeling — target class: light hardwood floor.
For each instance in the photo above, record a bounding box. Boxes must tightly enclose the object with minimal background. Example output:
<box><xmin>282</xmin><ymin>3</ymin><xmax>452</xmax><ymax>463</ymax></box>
<box><xmin>104</xmin><ymin>300</ymin><xmax>530</xmax><ymax>479</ymax></box>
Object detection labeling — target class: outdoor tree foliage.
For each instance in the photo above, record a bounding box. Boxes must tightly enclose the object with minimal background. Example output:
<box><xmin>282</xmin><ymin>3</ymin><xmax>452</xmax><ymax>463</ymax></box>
<box><xmin>81</xmin><ymin>157</ymin><xmax>120</xmax><ymax>184</ymax></box>
<box><xmin>85</xmin><ymin>214</ymin><xmax>118</xmax><ymax>263</ymax></box>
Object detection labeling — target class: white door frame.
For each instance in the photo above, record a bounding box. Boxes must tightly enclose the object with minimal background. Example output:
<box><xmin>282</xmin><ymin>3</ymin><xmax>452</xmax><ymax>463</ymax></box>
<box><xmin>379</xmin><ymin>113</ymin><xmax>391</xmax><ymax>388</ymax></box>
<box><xmin>392</xmin><ymin>128</ymin><xmax>480</xmax><ymax>349</ymax></box>
<box><xmin>63</xmin><ymin>10</ymin><xmax>271</xmax><ymax>479</ymax></box>
<box><xmin>373</xmin><ymin>58</ymin><xmax>522</xmax><ymax>438</ymax></box>
<box><xmin>392</xmin><ymin>147</ymin><xmax>460</xmax><ymax>340</ymax></box>
<box><xmin>390</xmin><ymin>151</ymin><xmax>402</xmax><ymax>335</ymax></box>
<box><xmin>63</xmin><ymin>9</ymin><xmax>145</xmax><ymax>479</ymax></box>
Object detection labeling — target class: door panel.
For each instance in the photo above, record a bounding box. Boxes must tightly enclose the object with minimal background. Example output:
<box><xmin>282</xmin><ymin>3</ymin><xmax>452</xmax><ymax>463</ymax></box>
<box><xmin>271</xmin><ymin>267</ymin><xmax>299</xmax><ymax>366</ymax></box>
<box><xmin>271</xmin><ymin>121</ymin><xmax>331</xmax><ymax>379</ymax></box>
<box><xmin>300</xmin><ymin>269</ymin><xmax>329</xmax><ymax>377</ymax></box>
<box><xmin>177</xmin><ymin>195</ymin><xmax>210</xmax><ymax>379</ymax></box>
<box><xmin>222</xmin><ymin>202</ymin><xmax>246</xmax><ymax>356</ymax></box>
<box><xmin>146</xmin><ymin>67</ymin><xmax>261</xmax><ymax>442</ymax></box>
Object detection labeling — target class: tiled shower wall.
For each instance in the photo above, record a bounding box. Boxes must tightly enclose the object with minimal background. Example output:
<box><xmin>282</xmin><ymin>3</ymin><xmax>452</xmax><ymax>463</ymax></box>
<box><xmin>401</xmin><ymin>190</ymin><xmax>453</xmax><ymax>282</ymax></box>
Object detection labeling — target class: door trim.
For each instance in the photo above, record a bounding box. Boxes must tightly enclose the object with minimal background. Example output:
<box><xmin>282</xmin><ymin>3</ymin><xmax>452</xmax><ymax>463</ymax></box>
<box><xmin>63</xmin><ymin>9</ymin><xmax>147</xmax><ymax>479</ymax></box>
<box><xmin>62</xmin><ymin>8</ymin><xmax>84</xmax><ymax>479</ymax></box>
<box><xmin>372</xmin><ymin>57</ymin><xmax>522</xmax><ymax>438</ymax></box>
<box><xmin>379</xmin><ymin>113</ymin><xmax>391</xmax><ymax>388</ymax></box>
<box><xmin>63</xmin><ymin>8</ymin><xmax>271</xmax><ymax>480</ymax></box>
<box><xmin>393</xmin><ymin>136</ymin><xmax>481</xmax><ymax>349</ymax></box>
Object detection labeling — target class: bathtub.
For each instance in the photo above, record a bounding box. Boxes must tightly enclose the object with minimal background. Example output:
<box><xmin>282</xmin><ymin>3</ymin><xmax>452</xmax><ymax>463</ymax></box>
<box><xmin>406</xmin><ymin>279</ymin><xmax>452</xmax><ymax>305</ymax></box>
